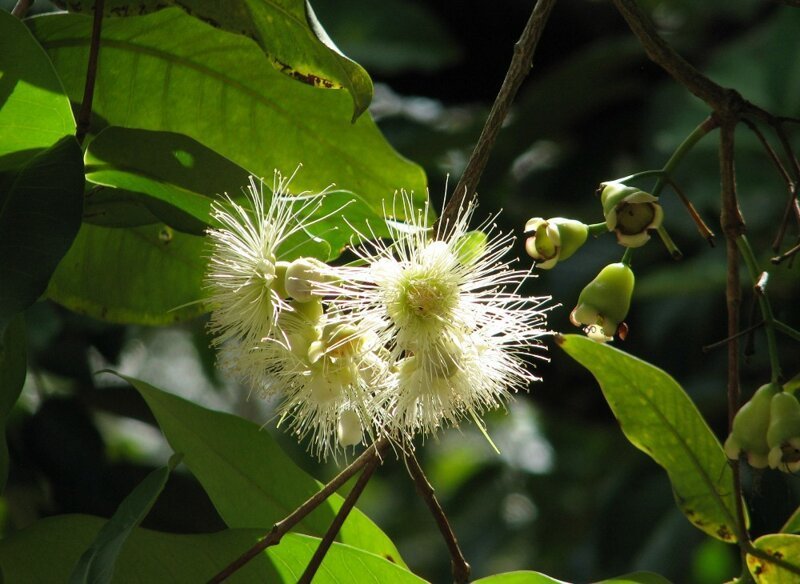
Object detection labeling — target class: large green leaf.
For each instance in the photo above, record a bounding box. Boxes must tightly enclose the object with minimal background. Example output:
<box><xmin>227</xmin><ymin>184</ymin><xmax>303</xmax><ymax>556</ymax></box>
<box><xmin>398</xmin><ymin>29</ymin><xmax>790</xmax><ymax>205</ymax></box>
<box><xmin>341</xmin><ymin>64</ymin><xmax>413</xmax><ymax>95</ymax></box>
<box><xmin>69</xmin><ymin>454</ymin><xmax>181</xmax><ymax>584</ymax></box>
<box><xmin>84</xmin><ymin>126</ymin><xmax>385</xmax><ymax>258</ymax></box>
<box><xmin>29</xmin><ymin>8</ymin><xmax>425</xmax><ymax>324</ymax></box>
<box><xmin>28</xmin><ymin>9</ymin><xmax>424</xmax><ymax>211</ymax></box>
<box><xmin>45</xmin><ymin>222</ymin><xmax>207</xmax><ymax>324</ymax></box>
<box><xmin>0</xmin><ymin>314</ymin><xmax>25</xmax><ymax>492</ymax></box>
<box><xmin>557</xmin><ymin>334</ymin><xmax>740</xmax><ymax>543</ymax></box>
<box><xmin>119</xmin><ymin>374</ymin><xmax>406</xmax><ymax>567</ymax></box>
<box><xmin>0</xmin><ymin>10</ymin><xmax>74</xmax><ymax>170</ymax></box>
<box><xmin>0</xmin><ymin>514</ymin><xmax>425</xmax><ymax>582</ymax></box>
<box><xmin>0</xmin><ymin>135</ymin><xmax>84</xmax><ymax>332</ymax></box>
<box><xmin>84</xmin><ymin>126</ymin><xmax>253</xmax><ymax>235</ymax></box>
<box><xmin>51</xmin><ymin>0</ymin><xmax>374</xmax><ymax>119</ymax></box>
<box><xmin>782</xmin><ymin>506</ymin><xmax>800</xmax><ymax>535</ymax></box>
<box><xmin>747</xmin><ymin>534</ymin><xmax>800</xmax><ymax>583</ymax></box>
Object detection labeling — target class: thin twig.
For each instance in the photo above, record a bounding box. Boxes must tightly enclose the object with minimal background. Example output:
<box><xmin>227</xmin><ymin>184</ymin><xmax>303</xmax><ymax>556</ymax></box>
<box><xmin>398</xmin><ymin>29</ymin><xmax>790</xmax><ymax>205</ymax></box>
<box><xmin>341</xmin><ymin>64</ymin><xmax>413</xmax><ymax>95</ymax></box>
<box><xmin>298</xmin><ymin>456</ymin><xmax>381</xmax><ymax>584</ymax></box>
<box><xmin>75</xmin><ymin>0</ymin><xmax>105</xmax><ymax>146</ymax></box>
<box><xmin>702</xmin><ymin>320</ymin><xmax>764</xmax><ymax>353</ymax></box>
<box><xmin>437</xmin><ymin>0</ymin><xmax>557</xmax><ymax>237</ymax></box>
<box><xmin>772</xmin><ymin>239</ymin><xmax>800</xmax><ymax>265</ymax></box>
<box><xmin>665</xmin><ymin>178</ymin><xmax>716</xmax><ymax>246</ymax></box>
<box><xmin>741</xmin><ymin>119</ymin><xmax>798</xmax><ymax>253</ymax></box>
<box><xmin>11</xmin><ymin>0</ymin><xmax>33</xmax><ymax>18</ymax></box>
<box><xmin>207</xmin><ymin>438</ymin><xmax>388</xmax><ymax>584</ymax></box>
<box><xmin>404</xmin><ymin>453</ymin><xmax>470</xmax><ymax>584</ymax></box>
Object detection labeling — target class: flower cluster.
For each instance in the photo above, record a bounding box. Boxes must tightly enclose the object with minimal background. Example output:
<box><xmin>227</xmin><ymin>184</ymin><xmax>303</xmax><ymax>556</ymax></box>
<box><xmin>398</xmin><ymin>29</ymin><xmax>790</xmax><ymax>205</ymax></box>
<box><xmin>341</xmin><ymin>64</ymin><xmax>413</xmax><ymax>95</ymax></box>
<box><xmin>205</xmin><ymin>171</ymin><xmax>550</xmax><ymax>459</ymax></box>
<box><xmin>724</xmin><ymin>382</ymin><xmax>800</xmax><ymax>473</ymax></box>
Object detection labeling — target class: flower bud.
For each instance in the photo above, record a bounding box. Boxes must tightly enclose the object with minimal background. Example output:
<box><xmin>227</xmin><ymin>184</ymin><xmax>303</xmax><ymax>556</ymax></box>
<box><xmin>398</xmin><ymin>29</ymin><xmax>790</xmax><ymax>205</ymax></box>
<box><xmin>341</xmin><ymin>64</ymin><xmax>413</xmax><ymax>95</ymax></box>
<box><xmin>723</xmin><ymin>382</ymin><xmax>780</xmax><ymax>468</ymax></box>
<box><xmin>454</xmin><ymin>231</ymin><xmax>488</xmax><ymax>266</ymax></box>
<box><xmin>599</xmin><ymin>182</ymin><xmax>664</xmax><ymax>248</ymax></box>
<box><xmin>570</xmin><ymin>262</ymin><xmax>634</xmax><ymax>342</ymax></box>
<box><xmin>285</xmin><ymin>257</ymin><xmax>331</xmax><ymax>302</ymax></box>
<box><xmin>767</xmin><ymin>392</ymin><xmax>800</xmax><ymax>472</ymax></box>
<box><xmin>524</xmin><ymin>217</ymin><xmax>588</xmax><ymax>269</ymax></box>
<box><xmin>337</xmin><ymin>410</ymin><xmax>363</xmax><ymax>447</ymax></box>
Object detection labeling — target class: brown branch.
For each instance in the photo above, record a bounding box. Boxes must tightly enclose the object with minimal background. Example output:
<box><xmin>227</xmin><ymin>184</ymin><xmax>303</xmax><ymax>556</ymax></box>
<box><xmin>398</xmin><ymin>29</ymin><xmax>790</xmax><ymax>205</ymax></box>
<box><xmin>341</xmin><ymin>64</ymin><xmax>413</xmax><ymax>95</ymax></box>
<box><xmin>298</xmin><ymin>455</ymin><xmax>381</xmax><ymax>584</ymax></box>
<box><xmin>719</xmin><ymin>121</ymin><xmax>752</xmax><ymax>560</ymax></box>
<box><xmin>702</xmin><ymin>320</ymin><xmax>764</xmax><ymax>353</ymax></box>
<box><xmin>437</xmin><ymin>0</ymin><xmax>557</xmax><ymax>238</ymax></box>
<box><xmin>610</xmin><ymin>0</ymin><xmax>733</xmax><ymax>110</ymax></box>
<box><xmin>11</xmin><ymin>0</ymin><xmax>34</xmax><ymax>18</ymax></box>
<box><xmin>75</xmin><ymin>0</ymin><xmax>105</xmax><ymax>146</ymax></box>
<box><xmin>404</xmin><ymin>453</ymin><xmax>470</xmax><ymax>584</ymax></box>
<box><xmin>207</xmin><ymin>438</ymin><xmax>388</xmax><ymax>584</ymax></box>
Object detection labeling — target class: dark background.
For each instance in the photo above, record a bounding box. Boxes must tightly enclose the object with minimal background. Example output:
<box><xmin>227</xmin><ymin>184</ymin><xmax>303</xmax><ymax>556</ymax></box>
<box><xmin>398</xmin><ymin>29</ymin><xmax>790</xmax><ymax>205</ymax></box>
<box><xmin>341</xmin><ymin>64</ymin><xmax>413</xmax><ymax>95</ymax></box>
<box><xmin>4</xmin><ymin>0</ymin><xmax>800</xmax><ymax>581</ymax></box>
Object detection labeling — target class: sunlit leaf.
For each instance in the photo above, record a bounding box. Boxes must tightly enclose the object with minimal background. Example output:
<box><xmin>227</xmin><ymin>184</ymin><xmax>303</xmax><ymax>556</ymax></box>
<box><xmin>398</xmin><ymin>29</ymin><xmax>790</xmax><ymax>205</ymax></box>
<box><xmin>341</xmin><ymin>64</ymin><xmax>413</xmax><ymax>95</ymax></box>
<box><xmin>45</xmin><ymin>223</ymin><xmax>207</xmax><ymax>325</ymax></box>
<box><xmin>0</xmin><ymin>315</ymin><xmax>25</xmax><ymax>492</ymax></box>
<box><xmin>0</xmin><ymin>136</ymin><xmax>84</xmax><ymax>333</ymax></box>
<box><xmin>51</xmin><ymin>0</ymin><xmax>374</xmax><ymax>119</ymax></box>
<box><xmin>782</xmin><ymin>506</ymin><xmax>800</xmax><ymax>535</ymax></box>
<box><xmin>557</xmin><ymin>334</ymin><xmax>740</xmax><ymax>543</ymax></box>
<box><xmin>28</xmin><ymin>8</ymin><xmax>424</xmax><ymax>209</ymax></box>
<box><xmin>84</xmin><ymin>127</ymin><xmax>253</xmax><ymax>235</ymax></box>
<box><xmin>472</xmin><ymin>571</ymin><xmax>570</xmax><ymax>583</ymax></box>
<box><xmin>119</xmin><ymin>373</ymin><xmax>406</xmax><ymax>567</ymax></box>
<box><xmin>747</xmin><ymin>534</ymin><xmax>800</xmax><ymax>583</ymax></box>
<box><xmin>69</xmin><ymin>454</ymin><xmax>182</xmax><ymax>584</ymax></box>
<box><xmin>0</xmin><ymin>10</ymin><xmax>74</xmax><ymax>170</ymax></box>
<box><xmin>0</xmin><ymin>514</ymin><xmax>425</xmax><ymax>582</ymax></box>
<box><xmin>472</xmin><ymin>571</ymin><xmax>671</xmax><ymax>584</ymax></box>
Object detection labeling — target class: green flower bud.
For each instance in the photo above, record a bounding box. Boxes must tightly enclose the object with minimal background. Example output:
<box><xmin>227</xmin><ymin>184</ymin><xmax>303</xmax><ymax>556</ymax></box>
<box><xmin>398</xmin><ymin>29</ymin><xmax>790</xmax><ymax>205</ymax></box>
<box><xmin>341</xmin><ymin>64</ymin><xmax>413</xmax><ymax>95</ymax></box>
<box><xmin>454</xmin><ymin>231</ymin><xmax>488</xmax><ymax>266</ymax></box>
<box><xmin>723</xmin><ymin>382</ymin><xmax>780</xmax><ymax>468</ymax></box>
<box><xmin>273</xmin><ymin>261</ymin><xmax>290</xmax><ymax>299</ymax></box>
<box><xmin>767</xmin><ymin>392</ymin><xmax>800</xmax><ymax>472</ymax></box>
<box><xmin>285</xmin><ymin>257</ymin><xmax>330</xmax><ymax>302</ymax></box>
<box><xmin>570</xmin><ymin>262</ymin><xmax>634</xmax><ymax>342</ymax></box>
<box><xmin>599</xmin><ymin>182</ymin><xmax>664</xmax><ymax>248</ymax></box>
<box><xmin>524</xmin><ymin>217</ymin><xmax>588</xmax><ymax>269</ymax></box>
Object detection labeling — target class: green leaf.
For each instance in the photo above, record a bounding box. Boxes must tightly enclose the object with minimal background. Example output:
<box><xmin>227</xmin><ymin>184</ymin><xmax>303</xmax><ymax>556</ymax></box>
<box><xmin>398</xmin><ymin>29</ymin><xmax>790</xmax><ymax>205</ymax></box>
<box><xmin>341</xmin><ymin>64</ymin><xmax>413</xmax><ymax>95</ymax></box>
<box><xmin>84</xmin><ymin>127</ymin><xmax>385</xmax><ymax>259</ymax></box>
<box><xmin>0</xmin><ymin>314</ymin><xmax>26</xmax><ymax>492</ymax></box>
<box><xmin>69</xmin><ymin>454</ymin><xmax>182</xmax><ymax>584</ymax></box>
<box><xmin>0</xmin><ymin>514</ymin><xmax>424</xmax><ymax>582</ymax></box>
<box><xmin>28</xmin><ymin>8</ymin><xmax>423</xmax><ymax>209</ymax></box>
<box><xmin>45</xmin><ymin>222</ymin><xmax>207</xmax><ymax>325</ymax></box>
<box><xmin>747</xmin><ymin>534</ymin><xmax>800</xmax><ymax>583</ymax></box>
<box><xmin>0</xmin><ymin>136</ymin><xmax>84</xmax><ymax>333</ymax></box>
<box><xmin>471</xmin><ymin>571</ymin><xmax>570</xmax><ymax>584</ymax></box>
<box><xmin>782</xmin><ymin>506</ymin><xmax>800</xmax><ymax>534</ymax></box>
<box><xmin>0</xmin><ymin>10</ymin><xmax>75</xmax><ymax>171</ymax></box>
<box><xmin>118</xmin><ymin>373</ymin><xmax>407</xmax><ymax>567</ymax></box>
<box><xmin>472</xmin><ymin>572</ymin><xmax>671</xmax><ymax>584</ymax></box>
<box><xmin>596</xmin><ymin>573</ymin><xmax>674</xmax><ymax>584</ymax></box>
<box><xmin>557</xmin><ymin>334</ymin><xmax>740</xmax><ymax>543</ymax></box>
<box><xmin>51</xmin><ymin>0</ymin><xmax>374</xmax><ymax>119</ymax></box>
<box><xmin>84</xmin><ymin>127</ymin><xmax>253</xmax><ymax>235</ymax></box>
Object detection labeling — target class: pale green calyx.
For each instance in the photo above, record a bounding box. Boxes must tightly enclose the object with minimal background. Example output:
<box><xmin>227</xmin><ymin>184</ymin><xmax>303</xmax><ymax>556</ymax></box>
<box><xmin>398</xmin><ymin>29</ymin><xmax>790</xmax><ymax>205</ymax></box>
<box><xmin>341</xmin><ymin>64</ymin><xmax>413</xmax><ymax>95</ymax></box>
<box><xmin>723</xmin><ymin>382</ymin><xmax>780</xmax><ymax>468</ymax></box>
<box><xmin>524</xmin><ymin>217</ymin><xmax>588</xmax><ymax>269</ymax></box>
<box><xmin>599</xmin><ymin>181</ymin><xmax>664</xmax><ymax>248</ymax></box>
<box><xmin>570</xmin><ymin>262</ymin><xmax>634</xmax><ymax>342</ymax></box>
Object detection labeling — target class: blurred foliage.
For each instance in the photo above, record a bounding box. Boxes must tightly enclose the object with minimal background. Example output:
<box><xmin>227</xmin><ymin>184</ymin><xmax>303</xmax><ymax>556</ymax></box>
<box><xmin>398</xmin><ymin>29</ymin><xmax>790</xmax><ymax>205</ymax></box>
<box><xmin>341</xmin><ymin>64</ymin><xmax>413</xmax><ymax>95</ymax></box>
<box><xmin>2</xmin><ymin>0</ymin><xmax>799</xmax><ymax>582</ymax></box>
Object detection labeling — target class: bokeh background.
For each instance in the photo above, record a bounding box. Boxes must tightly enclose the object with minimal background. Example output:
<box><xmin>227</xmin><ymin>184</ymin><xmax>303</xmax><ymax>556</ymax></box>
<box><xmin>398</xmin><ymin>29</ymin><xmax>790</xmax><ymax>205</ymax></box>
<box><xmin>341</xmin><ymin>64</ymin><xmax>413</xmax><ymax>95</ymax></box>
<box><xmin>4</xmin><ymin>0</ymin><xmax>800</xmax><ymax>582</ymax></box>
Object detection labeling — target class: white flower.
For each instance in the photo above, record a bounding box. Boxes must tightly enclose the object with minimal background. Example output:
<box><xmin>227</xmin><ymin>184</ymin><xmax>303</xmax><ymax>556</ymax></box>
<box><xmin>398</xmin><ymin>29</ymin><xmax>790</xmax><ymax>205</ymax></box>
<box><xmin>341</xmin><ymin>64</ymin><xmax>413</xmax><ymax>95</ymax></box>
<box><xmin>205</xmin><ymin>169</ymin><xmax>327</xmax><ymax>348</ymax></box>
<box><xmin>326</xmin><ymin>192</ymin><xmax>550</xmax><ymax>441</ymax></box>
<box><xmin>236</xmin><ymin>305</ymin><xmax>389</xmax><ymax>460</ymax></box>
